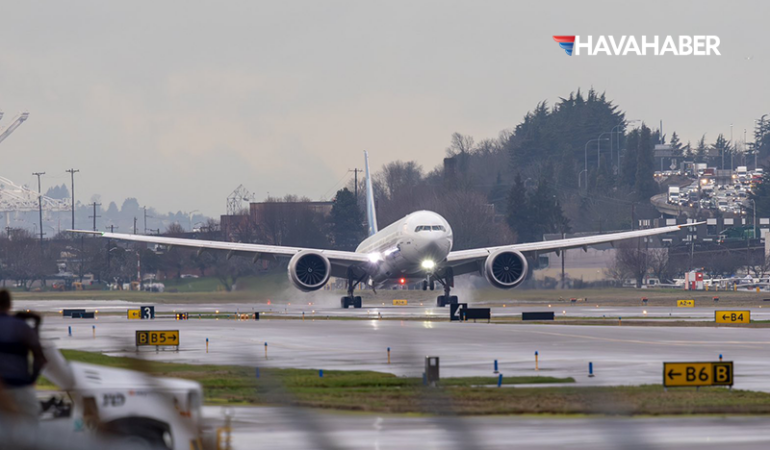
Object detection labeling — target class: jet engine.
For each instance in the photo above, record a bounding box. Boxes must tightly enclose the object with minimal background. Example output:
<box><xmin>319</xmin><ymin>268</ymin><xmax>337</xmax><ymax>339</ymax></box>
<box><xmin>288</xmin><ymin>251</ymin><xmax>331</xmax><ymax>292</ymax></box>
<box><xmin>483</xmin><ymin>249</ymin><xmax>528</xmax><ymax>289</ymax></box>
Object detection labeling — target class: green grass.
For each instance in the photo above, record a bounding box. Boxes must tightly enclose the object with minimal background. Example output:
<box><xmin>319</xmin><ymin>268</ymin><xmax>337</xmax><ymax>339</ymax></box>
<box><xmin>37</xmin><ymin>350</ymin><xmax>770</xmax><ymax>415</ymax></box>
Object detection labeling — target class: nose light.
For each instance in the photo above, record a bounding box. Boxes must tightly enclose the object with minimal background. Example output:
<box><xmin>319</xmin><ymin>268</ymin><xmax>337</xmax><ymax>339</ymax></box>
<box><xmin>421</xmin><ymin>260</ymin><xmax>435</xmax><ymax>270</ymax></box>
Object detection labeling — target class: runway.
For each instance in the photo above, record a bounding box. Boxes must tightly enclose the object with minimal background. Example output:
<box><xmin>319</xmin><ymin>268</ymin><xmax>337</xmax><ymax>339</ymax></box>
<box><xmin>206</xmin><ymin>406</ymin><xmax>770</xmax><ymax>449</ymax></box>
<box><xmin>26</xmin><ymin>300</ymin><xmax>770</xmax><ymax>392</ymax></box>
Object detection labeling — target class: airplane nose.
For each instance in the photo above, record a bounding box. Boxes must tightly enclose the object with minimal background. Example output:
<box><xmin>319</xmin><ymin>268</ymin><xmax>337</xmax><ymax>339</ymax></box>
<box><xmin>419</xmin><ymin>233</ymin><xmax>450</xmax><ymax>261</ymax></box>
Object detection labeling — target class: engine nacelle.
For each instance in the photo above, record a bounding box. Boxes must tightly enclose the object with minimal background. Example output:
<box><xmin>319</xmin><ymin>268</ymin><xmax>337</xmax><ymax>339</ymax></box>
<box><xmin>483</xmin><ymin>249</ymin><xmax>528</xmax><ymax>289</ymax></box>
<box><xmin>288</xmin><ymin>251</ymin><xmax>331</xmax><ymax>292</ymax></box>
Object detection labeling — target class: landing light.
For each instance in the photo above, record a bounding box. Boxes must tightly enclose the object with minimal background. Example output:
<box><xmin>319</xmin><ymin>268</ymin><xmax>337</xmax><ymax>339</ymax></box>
<box><xmin>368</xmin><ymin>252</ymin><xmax>382</xmax><ymax>263</ymax></box>
<box><xmin>421</xmin><ymin>260</ymin><xmax>435</xmax><ymax>270</ymax></box>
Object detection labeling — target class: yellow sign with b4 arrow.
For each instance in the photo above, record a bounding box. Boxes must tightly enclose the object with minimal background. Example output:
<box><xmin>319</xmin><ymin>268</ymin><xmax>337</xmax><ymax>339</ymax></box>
<box><xmin>715</xmin><ymin>310</ymin><xmax>750</xmax><ymax>324</ymax></box>
<box><xmin>663</xmin><ymin>361</ymin><xmax>733</xmax><ymax>387</ymax></box>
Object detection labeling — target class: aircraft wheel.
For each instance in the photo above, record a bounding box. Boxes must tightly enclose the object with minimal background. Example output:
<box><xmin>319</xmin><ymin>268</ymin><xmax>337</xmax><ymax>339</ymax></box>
<box><xmin>353</xmin><ymin>296</ymin><xmax>362</xmax><ymax>308</ymax></box>
<box><xmin>437</xmin><ymin>295</ymin><xmax>446</xmax><ymax>307</ymax></box>
<box><xmin>340</xmin><ymin>297</ymin><xmax>351</xmax><ymax>309</ymax></box>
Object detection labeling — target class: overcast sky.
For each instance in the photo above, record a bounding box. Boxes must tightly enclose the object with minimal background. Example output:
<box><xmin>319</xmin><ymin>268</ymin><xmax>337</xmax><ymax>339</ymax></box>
<box><xmin>1</xmin><ymin>0</ymin><xmax>767</xmax><ymax>217</ymax></box>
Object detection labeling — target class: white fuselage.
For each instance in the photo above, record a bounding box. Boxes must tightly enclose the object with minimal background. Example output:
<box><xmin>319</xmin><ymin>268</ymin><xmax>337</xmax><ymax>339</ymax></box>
<box><xmin>355</xmin><ymin>210</ymin><xmax>453</xmax><ymax>284</ymax></box>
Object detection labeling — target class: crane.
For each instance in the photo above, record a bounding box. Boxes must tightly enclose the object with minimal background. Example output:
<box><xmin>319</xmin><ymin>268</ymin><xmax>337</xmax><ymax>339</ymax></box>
<box><xmin>0</xmin><ymin>111</ymin><xmax>29</xmax><ymax>145</ymax></box>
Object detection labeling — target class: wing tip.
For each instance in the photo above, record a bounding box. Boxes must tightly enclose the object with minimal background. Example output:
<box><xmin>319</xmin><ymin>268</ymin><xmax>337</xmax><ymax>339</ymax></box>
<box><xmin>66</xmin><ymin>229</ymin><xmax>104</xmax><ymax>236</ymax></box>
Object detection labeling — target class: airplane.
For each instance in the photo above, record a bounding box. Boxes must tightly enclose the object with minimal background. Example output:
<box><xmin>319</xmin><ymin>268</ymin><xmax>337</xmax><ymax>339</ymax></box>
<box><xmin>72</xmin><ymin>152</ymin><xmax>699</xmax><ymax>308</ymax></box>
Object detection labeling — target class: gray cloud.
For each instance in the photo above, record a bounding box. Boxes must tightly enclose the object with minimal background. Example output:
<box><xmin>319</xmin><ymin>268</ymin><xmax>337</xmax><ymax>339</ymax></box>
<box><xmin>0</xmin><ymin>0</ymin><xmax>767</xmax><ymax>215</ymax></box>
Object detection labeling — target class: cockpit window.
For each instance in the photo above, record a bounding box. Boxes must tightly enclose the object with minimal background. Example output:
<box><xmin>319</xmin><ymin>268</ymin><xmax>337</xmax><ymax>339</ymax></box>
<box><xmin>415</xmin><ymin>225</ymin><xmax>445</xmax><ymax>232</ymax></box>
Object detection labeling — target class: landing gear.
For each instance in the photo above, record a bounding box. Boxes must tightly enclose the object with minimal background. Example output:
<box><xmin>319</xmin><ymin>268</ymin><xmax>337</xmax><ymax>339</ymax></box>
<box><xmin>340</xmin><ymin>296</ymin><xmax>362</xmax><ymax>309</ymax></box>
<box><xmin>341</xmin><ymin>269</ymin><xmax>366</xmax><ymax>309</ymax></box>
<box><xmin>434</xmin><ymin>267</ymin><xmax>456</xmax><ymax>307</ymax></box>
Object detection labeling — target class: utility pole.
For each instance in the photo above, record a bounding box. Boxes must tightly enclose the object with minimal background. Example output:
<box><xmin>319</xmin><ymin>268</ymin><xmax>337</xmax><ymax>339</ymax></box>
<box><xmin>106</xmin><ymin>225</ymin><xmax>117</xmax><ymax>270</ymax></box>
<box><xmin>32</xmin><ymin>172</ymin><xmax>45</xmax><ymax>245</ymax></box>
<box><xmin>65</xmin><ymin>169</ymin><xmax>79</xmax><ymax>231</ymax></box>
<box><xmin>89</xmin><ymin>202</ymin><xmax>101</xmax><ymax>231</ymax></box>
<box><xmin>348</xmin><ymin>168</ymin><xmax>361</xmax><ymax>200</ymax></box>
<box><xmin>133</xmin><ymin>217</ymin><xmax>138</xmax><ymax>235</ymax></box>
<box><xmin>143</xmin><ymin>207</ymin><xmax>153</xmax><ymax>234</ymax></box>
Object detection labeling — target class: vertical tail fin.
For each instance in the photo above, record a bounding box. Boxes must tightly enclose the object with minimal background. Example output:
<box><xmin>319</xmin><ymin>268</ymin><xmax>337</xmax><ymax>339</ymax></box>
<box><xmin>364</xmin><ymin>151</ymin><xmax>378</xmax><ymax>236</ymax></box>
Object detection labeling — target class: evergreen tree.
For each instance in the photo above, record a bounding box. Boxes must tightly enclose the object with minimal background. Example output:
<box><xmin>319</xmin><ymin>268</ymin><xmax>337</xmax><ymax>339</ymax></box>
<box><xmin>711</xmin><ymin>133</ymin><xmax>732</xmax><ymax>169</ymax></box>
<box><xmin>670</xmin><ymin>132</ymin><xmax>683</xmax><ymax>156</ymax></box>
<box><xmin>682</xmin><ymin>141</ymin><xmax>692</xmax><ymax>159</ymax></box>
<box><xmin>695</xmin><ymin>135</ymin><xmax>707</xmax><ymax>163</ymax></box>
<box><xmin>487</xmin><ymin>172</ymin><xmax>508</xmax><ymax>215</ymax></box>
<box><xmin>621</xmin><ymin>129</ymin><xmax>640</xmax><ymax>188</ymax></box>
<box><xmin>749</xmin><ymin>167</ymin><xmax>770</xmax><ymax>217</ymax></box>
<box><xmin>506</xmin><ymin>174</ymin><xmax>529</xmax><ymax>242</ymax></box>
<box><xmin>634</xmin><ymin>124</ymin><xmax>657</xmax><ymax>201</ymax></box>
<box><xmin>556</xmin><ymin>147</ymin><xmax>578</xmax><ymax>191</ymax></box>
<box><xmin>329</xmin><ymin>188</ymin><xmax>365</xmax><ymax>251</ymax></box>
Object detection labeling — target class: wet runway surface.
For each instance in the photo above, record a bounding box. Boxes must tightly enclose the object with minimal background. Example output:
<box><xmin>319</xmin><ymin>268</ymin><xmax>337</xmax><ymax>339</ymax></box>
<box><xmin>207</xmin><ymin>406</ymin><xmax>770</xmax><ymax>449</ymax></box>
<box><xmin>20</xmin><ymin>298</ymin><xmax>770</xmax><ymax>449</ymax></box>
<box><xmin>24</xmin><ymin>300</ymin><xmax>770</xmax><ymax>391</ymax></box>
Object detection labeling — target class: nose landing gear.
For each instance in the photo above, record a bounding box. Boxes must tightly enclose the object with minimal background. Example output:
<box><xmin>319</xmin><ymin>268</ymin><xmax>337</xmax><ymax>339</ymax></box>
<box><xmin>432</xmin><ymin>268</ymin><xmax>457</xmax><ymax>307</ymax></box>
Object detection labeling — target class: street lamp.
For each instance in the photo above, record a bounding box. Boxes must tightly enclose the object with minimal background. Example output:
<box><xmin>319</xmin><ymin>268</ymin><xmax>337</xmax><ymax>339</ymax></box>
<box><xmin>597</xmin><ymin>132</ymin><xmax>614</xmax><ymax>169</ymax></box>
<box><xmin>611</xmin><ymin>119</ymin><xmax>641</xmax><ymax>170</ymax></box>
<box><xmin>584</xmin><ymin>137</ymin><xmax>610</xmax><ymax>189</ymax></box>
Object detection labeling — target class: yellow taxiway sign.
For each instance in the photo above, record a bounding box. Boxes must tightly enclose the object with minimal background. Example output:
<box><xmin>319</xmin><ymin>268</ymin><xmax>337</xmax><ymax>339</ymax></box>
<box><xmin>715</xmin><ymin>310</ymin><xmax>750</xmax><ymax>324</ymax></box>
<box><xmin>677</xmin><ymin>299</ymin><xmax>695</xmax><ymax>307</ymax></box>
<box><xmin>663</xmin><ymin>361</ymin><xmax>733</xmax><ymax>387</ymax></box>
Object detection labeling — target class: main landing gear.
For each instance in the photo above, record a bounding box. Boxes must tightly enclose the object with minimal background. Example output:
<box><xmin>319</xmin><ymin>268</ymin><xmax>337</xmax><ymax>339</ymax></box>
<box><xmin>429</xmin><ymin>268</ymin><xmax>457</xmax><ymax>307</ymax></box>
<box><xmin>341</xmin><ymin>270</ymin><xmax>365</xmax><ymax>309</ymax></box>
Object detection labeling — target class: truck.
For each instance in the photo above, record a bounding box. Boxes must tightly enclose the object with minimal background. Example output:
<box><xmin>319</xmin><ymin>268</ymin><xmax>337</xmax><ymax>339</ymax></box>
<box><xmin>736</xmin><ymin>166</ymin><xmax>748</xmax><ymax>177</ymax></box>
<box><xmin>40</xmin><ymin>344</ymin><xmax>211</xmax><ymax>450</ymax></box>
<box><xmin>668</xmin><ymin>186</ymin><xmax>680</xmax><ymax>204</ymax></box>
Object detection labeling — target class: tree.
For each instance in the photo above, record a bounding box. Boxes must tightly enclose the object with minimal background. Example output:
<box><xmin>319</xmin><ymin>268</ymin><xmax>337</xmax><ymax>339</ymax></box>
<box><xmin>749</xmin><ymin>166</ymin><xmax>770</xmax><ymax>217</ymax></box>
<box><xmin>614</xmin><ymin>241</ymin><xmax>650</xmax><ymax>288</ymax></box>
<box><xmin>669</xmin><ymin>132</ymin><xmax>683</xmax><ymax>156</ymax></box>
<box><xmin>506</xmin><ymin>173</ymin><xmax>529</xmax><ymax>242</ymax></box>
<box><xmin>711</xmin><ymin>133</ymin><xmax>732</xmax><ymax>169</ymax></box>
<box><xmin>329</xmin><ymin>188</ymin><xmax>365</xmax><ymax>251</ymax></box>
<box><xmin>694</xmin><ymin>135</ymin><xmax>707</xmax><ymax>163</ymax></box>
<box><xmin>160</xmin><ymin>223</ymin><xmax>188</xmax><ymax>279</ymax></box>
<box><xmin>634</xmin><ymin>124</ymin><xmax>657</xmax><ymax>201</ymax></box>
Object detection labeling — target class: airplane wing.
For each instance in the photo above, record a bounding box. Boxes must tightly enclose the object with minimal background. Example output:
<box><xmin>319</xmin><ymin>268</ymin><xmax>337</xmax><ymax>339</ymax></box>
<box><xmin>445</xmin><ymin>222</ymin><xmax>702</xmax><ymax>276</ymax></box>
<box><xmin>70</xmin><ymin>230</ymin><xmax>370</xmax><ymax>276</ymax></box>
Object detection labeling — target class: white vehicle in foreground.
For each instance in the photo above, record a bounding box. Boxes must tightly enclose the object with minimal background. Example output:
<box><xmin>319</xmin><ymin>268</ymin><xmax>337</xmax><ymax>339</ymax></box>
<box><xmin>41</xmin><ymin>344</ymin><xmax>207</xmax><ymax>450</ymax></box>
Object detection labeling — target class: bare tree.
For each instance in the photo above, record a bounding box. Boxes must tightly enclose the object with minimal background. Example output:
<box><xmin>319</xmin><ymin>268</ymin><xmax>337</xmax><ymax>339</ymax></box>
<box><xmin>614</xmin><ymin>240</ymin><xmax>650</xmax><ymax>288</ymax></box>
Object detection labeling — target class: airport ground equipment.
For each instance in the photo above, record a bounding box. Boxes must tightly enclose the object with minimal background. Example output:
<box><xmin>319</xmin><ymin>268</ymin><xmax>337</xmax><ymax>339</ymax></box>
<box><xmin>715</xmin><ymin>310</ymin><xmax>750</xmax><ymax>324</ymax></box>
<box><xmin>522</xmin><ymin>311</ymin><xmax>555</xmax><ymax>321</ymax></box>
<box><xmin>663</xmin><ymin>361</ymin><xmax>733</xmax><ymax>388</ymax></box>
<box><xmin>425</xmin><ymin>356</ymin><xmax>440</xmax><ymax>387</ymax></box>
<box><xmin>41</xmin><ymin>344</ymin><xmax>207</xmax><ymax>449</ymax></box>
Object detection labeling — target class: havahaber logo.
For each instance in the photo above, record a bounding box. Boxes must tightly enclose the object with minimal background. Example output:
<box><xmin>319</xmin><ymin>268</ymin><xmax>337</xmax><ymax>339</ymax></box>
<box><xmin>552</xmin><ymin>35</ymin><xmax>720</xmax><ymax>56</ymax></box>
<box><xmin>553</xmin><ymin>36</ymin><xmax>575</xmax><ymax>55</ymax></box>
